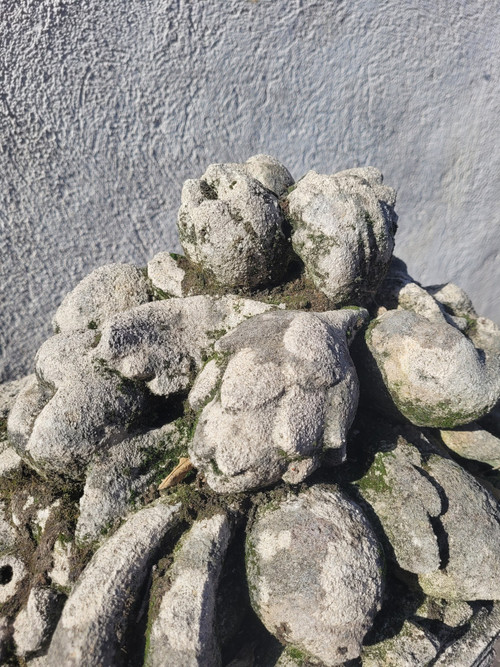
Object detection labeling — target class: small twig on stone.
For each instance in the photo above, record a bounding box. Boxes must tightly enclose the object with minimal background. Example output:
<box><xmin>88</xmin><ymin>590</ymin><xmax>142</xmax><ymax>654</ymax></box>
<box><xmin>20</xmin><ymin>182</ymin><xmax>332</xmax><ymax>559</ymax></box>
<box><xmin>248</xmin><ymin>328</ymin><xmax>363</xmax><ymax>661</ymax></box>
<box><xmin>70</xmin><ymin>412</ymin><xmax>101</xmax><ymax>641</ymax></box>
<box><xmin>158</xmin><ymin>458</ymin><xmax>194</xmax><ymax>491</ymax></box>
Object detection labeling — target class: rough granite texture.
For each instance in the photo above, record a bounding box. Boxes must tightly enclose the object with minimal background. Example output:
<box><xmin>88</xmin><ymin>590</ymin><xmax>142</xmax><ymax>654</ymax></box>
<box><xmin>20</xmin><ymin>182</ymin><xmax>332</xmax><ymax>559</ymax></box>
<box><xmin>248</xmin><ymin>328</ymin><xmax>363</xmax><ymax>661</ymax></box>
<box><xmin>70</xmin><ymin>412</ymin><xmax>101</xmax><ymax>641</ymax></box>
<box><xmin>46</xmin><ymin>502</ymin><xmax>180</xmax><ymax>667</ymax></box>
<box><xmin>358</xmin><ymin>440</ymin><xmax>443</xmax><ymax>575</ymax></box>
<box><xmin>287</xmin><ymin>167</ymin><xmax>397</xmax><ymax>304</ymax></box>
<box><xmin>358</xmin><ymin>433</ymin><xmax>500</xmax><ymax>601</ymax></box>
<box><xmin>95</xmin><ymin>295</ymin><xmax>273</xmax><ymax>397</ymax></box>
<box><xmin>189</xmin><ymin>308</ymin><xmax>365</xmax><ymax>492</ymax></box>
<box><xmin>246</xmin><ymin>486</ymin><xmax>384</xmax><ymax>666</ymax></box>
<box><xmin>75</xmin><ymin>421</ymin><xmax>190</xmax><ymax>541</ymax></box>
<box><xmin>13</xmin><ymin>586</ymin><xmax>62</xmax><ymax>659</ymax></box>
<box><xmin>178</xmin><ymin>161</ymin><xmax>290</xmax><ymax>289</ymax></box>
<box><xmin>415</xmin><ymin>598</ymin><xmax>473</xmax><ymax>629</ymax></box>
<box><xmin>440</xmin><ymin>424</ymin><xmax>500</xmax><ymax>468</ymax></box>
<box><xmin>0</xmin><ymin>376</ymin><xmax>34</xmax><ymax>422</ymax></box>
<box><xmin>147</xmin><ymin>252</ymin><xmax>186</xmax><ymax>298</ymax></box>
<box><xmin>1</xmin><ymin>1</ymin><xmax>499</xmax><ymax>383</ymax></box>
<box><xmin>0</xmin><ymin>147</ymin><xmax>499</xmax><ymax>664</ymax></box>
<box><xmin>7</xmin><ymin>295</ymin><xmax>272</xmax><ymax>479</ymax></box>
<box><xmin>147</xmin><ymin>513</ymin><xmax>231</xmax><ymax>667</ymax></box>
<box><xmin>362</xmin><ymin>620</ymin><xmax>439</xmax><ymax>667</ymax></box>
<box><xmin>432</xmin><ymin>604</ymin><xmax>500</xmax><ymax>667</ymax></box>
<box><xmin>364</xmin><ymin>309</ymin><xmax>500</xmax><ymax>427</ymax></box>
<box><xmin>0</xmin><ymin>555</ymin><xmax>27</xmax><ymax>606</ymax></box>
<box><xmin>418</xmin><ymin>454</ymin><xmax>500</xmax><ymax>600</ymax></box>
<box><xmin>52</xmin><ymin>263</ymin><xmax>152</xmax><ymax>334</ymax></box>
<box><xmin>243</xmin><ymin>154</ymin><xmax>294</xmax><ymax>197</ymax></box>
<box><xmin>8</xmin><ymin>360</ymin><xmax>150</xmax><ymax>480</ymax></box>
<box><xmin>0</xmin><ymin>502</ymin><xmax>16</xmax><ymax>553</ymax></box>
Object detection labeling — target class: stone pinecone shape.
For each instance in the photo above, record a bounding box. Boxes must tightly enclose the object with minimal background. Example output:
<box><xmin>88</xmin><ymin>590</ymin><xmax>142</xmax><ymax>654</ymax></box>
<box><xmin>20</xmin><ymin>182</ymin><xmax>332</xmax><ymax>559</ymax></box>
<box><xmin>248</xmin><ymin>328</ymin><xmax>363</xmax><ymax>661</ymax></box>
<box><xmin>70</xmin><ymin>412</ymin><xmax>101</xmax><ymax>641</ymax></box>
<box><xmin>287</xmin><ymin>167</ymin><xmax>398</xmax><ymax>305</ymax></box>
<box><xmin>0</xmin><ymin>153</ymin><xmax>499</xmax><ymax>666</ymax></box>
<box><xmin>177</xmin><ymin>158</ymin><xmax>292</xmax><ymax>289</ymax></box>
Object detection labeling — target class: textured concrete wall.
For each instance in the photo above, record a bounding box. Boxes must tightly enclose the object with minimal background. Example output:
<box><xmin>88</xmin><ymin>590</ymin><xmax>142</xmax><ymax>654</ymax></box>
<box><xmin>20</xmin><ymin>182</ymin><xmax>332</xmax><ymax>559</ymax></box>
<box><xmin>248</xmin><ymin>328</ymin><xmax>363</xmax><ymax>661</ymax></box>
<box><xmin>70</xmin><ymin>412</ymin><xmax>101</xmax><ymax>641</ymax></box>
<box><xmin>1</xmin><ymin>0</ymin><xmax>499</xmax><ymax>381</ymax></box>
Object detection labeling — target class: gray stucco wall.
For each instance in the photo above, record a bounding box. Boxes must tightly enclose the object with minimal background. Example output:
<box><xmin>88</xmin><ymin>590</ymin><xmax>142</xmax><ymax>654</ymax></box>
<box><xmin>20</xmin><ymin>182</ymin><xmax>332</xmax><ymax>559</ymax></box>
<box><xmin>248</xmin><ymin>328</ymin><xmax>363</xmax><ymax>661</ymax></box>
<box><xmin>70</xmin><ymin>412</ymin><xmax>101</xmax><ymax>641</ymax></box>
<box><xmin>1</xmin><ymin>0</ymin><xmax>499</xmax><ymax>382</ymax></box>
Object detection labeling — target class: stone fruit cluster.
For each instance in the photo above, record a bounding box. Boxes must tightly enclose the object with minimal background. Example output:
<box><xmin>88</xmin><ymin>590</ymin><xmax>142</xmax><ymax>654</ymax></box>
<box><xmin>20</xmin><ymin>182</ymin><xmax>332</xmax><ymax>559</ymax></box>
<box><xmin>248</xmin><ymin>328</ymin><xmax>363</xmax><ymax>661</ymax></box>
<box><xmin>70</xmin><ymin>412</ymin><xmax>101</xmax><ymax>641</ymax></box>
<box><xmin>0</xmin><ymin>154</ymin><xmax>499</xmax><ymax>666</ymax></box>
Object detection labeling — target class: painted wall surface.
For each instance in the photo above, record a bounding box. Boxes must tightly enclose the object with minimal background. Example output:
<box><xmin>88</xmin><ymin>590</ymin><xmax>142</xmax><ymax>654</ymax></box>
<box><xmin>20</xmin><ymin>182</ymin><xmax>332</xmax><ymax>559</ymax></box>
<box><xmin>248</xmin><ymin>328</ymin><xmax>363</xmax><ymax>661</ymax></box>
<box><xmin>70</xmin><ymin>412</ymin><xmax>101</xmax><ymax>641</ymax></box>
<box><xmin>1</xmin><ymin>0</ymin><xmax>499</xmax><ymax>381</ymax></box>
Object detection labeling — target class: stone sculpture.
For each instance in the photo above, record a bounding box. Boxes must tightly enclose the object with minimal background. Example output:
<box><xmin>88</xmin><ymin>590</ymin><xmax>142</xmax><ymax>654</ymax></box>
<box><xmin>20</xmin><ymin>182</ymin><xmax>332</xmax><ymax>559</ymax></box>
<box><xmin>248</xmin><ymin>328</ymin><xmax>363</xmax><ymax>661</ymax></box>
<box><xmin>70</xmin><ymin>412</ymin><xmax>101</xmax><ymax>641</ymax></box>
<box><xmin>0</xmin><ymin>153</ymin><xmax>498</xmax><ymax>666</ymax></box>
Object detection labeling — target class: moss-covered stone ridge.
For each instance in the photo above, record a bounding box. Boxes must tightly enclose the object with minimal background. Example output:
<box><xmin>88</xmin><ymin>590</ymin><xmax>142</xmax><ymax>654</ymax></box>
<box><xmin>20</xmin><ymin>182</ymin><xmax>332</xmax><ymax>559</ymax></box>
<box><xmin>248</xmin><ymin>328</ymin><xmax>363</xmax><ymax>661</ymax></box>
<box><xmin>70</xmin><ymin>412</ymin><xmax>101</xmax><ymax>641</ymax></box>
<box><xmin>0</xmin><ymin>153</ymin><xmax>499</xmax><ymax>665</ymax></box>
<box><xmin>356</xmin><ymin>429</ymin><xmax>500</xmax><ymax>601</ymax></box>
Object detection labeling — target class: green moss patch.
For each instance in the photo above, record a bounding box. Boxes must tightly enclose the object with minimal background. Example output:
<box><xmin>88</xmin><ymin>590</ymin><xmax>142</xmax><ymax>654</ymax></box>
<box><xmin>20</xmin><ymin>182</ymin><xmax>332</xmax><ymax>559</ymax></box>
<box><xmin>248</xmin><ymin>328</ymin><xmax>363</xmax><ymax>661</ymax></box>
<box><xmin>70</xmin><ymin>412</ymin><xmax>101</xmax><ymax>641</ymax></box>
<box><xmin>255</xmin><ymin>268</ymin><xmax>336</xmax><ymax>311</ymax></box>
<box><xmin>356</xmin><ymin>451</ymin><xmax>394</xmax><ymax>495</ymax></box>
<box><xmin>284</xmin><ymin>645</ymin><xmax>318</xmax><ymax>665</ymax></box>
<box><xmin>173</xmin><ymin>246</ymin><xmax>328</xmax><ymax>309</ymax></box>
<box><xmin>392</xmin><ymin>392</ymin><xmax>478</xmax><ymax>429</ymax></box>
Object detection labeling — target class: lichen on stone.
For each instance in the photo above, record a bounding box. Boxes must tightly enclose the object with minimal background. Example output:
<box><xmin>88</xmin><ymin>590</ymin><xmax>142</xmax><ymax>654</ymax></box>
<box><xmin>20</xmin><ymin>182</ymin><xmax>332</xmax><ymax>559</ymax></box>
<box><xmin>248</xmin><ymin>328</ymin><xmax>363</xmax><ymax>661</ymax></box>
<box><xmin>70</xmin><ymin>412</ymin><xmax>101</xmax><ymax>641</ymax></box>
<box><xmin>0</xmin><ymin>153</ymin><xmax>499</xmax><ymax>666</ymax></box>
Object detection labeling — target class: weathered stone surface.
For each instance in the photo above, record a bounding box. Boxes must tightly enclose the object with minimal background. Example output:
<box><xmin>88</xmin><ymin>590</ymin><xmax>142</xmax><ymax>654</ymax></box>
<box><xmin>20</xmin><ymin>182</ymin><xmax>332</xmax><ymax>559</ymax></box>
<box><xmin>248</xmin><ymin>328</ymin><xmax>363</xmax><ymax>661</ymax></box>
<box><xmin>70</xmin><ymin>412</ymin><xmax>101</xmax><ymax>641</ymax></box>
<box><xmin>95</xmin><ymin>295</ymin><xmax>272</xmax><ymax>397</ymax></box>
<box><xmin>246</xmin><ymin>486</ymin><xmax>384</xmax><ymax>666</ymax></box>
<box><xmin>34</xmin><ymin>330</ymin><xmax>98</xmax><ymax>389</ymax></box>
<box><xmin>425</xmin><ymin>283</ymin><xmax>500</xmax><ymax>358</ymax></box>
<box><xmin>189</xmin><ymin>308</ymin><xmax>366</xmax><ymax>493</ymax></box>
<box><xmin>8</xmin><ymin>295</ymin><xmax>272</xmax><ymax>480</ymax></box>
<box><xmin>243</xmin><ymin>154</ymin><xmax>294</xmax><ymax>197</ymax></box>
<box><xmin>357</xmin><ymin>432</ymin><xmax>500</xmax><ymax>600</ymax></box>
<box><xmin>9</xmin><ymin>339</ymin><xmax>150</xmax><ymax>480</ymax></box>
<box><xmin>47</xmin><ymin>502</ymin><xmax>180</xmax><ymax>667</ymax></box>
<box><xmin>0</xmin><ymin>375</ymin><xmax>33</xmax><ymax>422</ymax></box>
<box><xmin>147</xmin><ymin>251</ymin><xmax>186</xmax><ymax>298</ymax></box>
<box><xmin>469</xmin><ymin>316</ymin><xmax>500</xmax><ymax>358</ymax></box>
<box><xmin>375</xmin><ymin>256</ymin><xmax>414</xmax><ymax>310</ymax></box>
<box><xmin>49</xmin><ymin>539</ymin><xmax>72</xmax><ymax>590</ymax></box>
<box><xmin>76</xmin><ymin>421</ymin><xmax>189</xmax><ymax>541</ymax></box>
<box><xmin>0</xmin><ymin>555</ymin><xmax>27</xmax><ymax>605</ymax></box>
<box><xmin>418</xmin><ymin>454</ymin><xmax>500</xmax><ymax>600</ymax></box>
<box><xmin>147</xmin><ymin>512</ymin><xmax>231</xmax><ymax>667</ymax></box>
<box><xmin>7</xmin><ymin>375</ymin><xmax>53</xmax><ymax>458</ymax></box>
<box><xmin>8</xmin><ymin>330</ymin><xmax>116</xmax><ymax>475</ymax></box>
<box><xmin>375</xmin><ymin>260</ymin><xmax>466</xmax><ymax>330</ymax></box>
<box><xmin>52</xmin><ymin>263</ymin><xmax>152</xmax><ymax>333</ymax></box>
<box><xmin>0</xmin><ymin>502</ymin><xmax>16</xmax><ymax>554</ymax></box>
<box><xmin>364</xmin><ymin>309</ymin><xmax>500</xmax><ymax>427</ymax></box>
<box><xmin>432</xmin><ymin>604</ymin><xmax>500</xmax><ymax>667</ymax></box>
<box><xmin>440</xmin><ymin>424</ymin><xmax>500</xmax><ymax>468</ymax></box>
<box><xmin>274</xmin><ymin>648</ymin><xmax>305</xmax><ymax>666</ymax></box>
<box><xmin>362</xmin><ymin>620</ymin><xmax>439</xmax><ymax>667</ymax></box>
<box><xmin>178</xmin><ymin>162</ymin><xmax>291</xmax><ymax>289</ymax></box>
<box><xmin>0</xmin><ymin>448</ymin><xmax>22</xmax><ymax>477</ymax></box>
<box><xmin>0</xmin><ymin>377</ymin><xmax>36</xmax><ymax>474</ymax></box>
<box><xmin>286</xmin><ymin>167</ymin><xmax>397</xmax><ymax>305</ymax></box>
<box><xmin>188</xmin><ymin>358</ymin><xmax>221</xmax><ymax>412</ymax></box>
<box><xmin>22</xmin><ymin>373</ymin><xmax>150</xmax><ymax>479</ymax></box>
<box><xmin>3</xmin><ymin>155</ymin><xmax>500</xmax><ymax>665</ymax></box>
<box><xmin>396</xmin><ymin>282</ymin><xmax>449</xmax><ymax>323</ymax></box>
<box><xmin>427</xmin><ymin>282</ymin><xmax>478</xmax><ymax>319</ymax></box>
<box><xmin>415</xmin><ymin>598</ymin><xmax>473</xmax><ymax>628</ymax></box>
<box><xmin>13</xmin><ymin>585</ymin><xmax>62</xmax><ymax>658</ymax></box>
<box><xmin>357</xmin><ymin>439</ymin><xmax>442</xmax><ymax>574</ymax></box>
